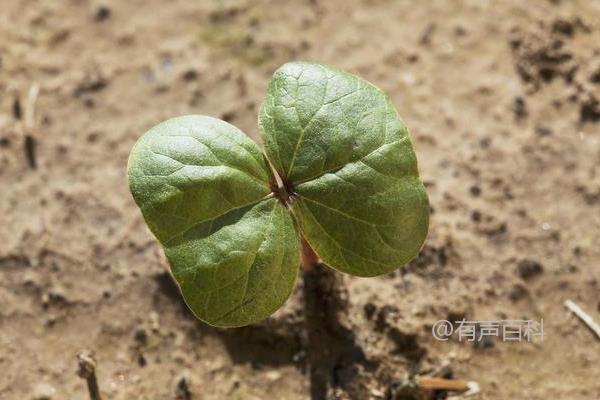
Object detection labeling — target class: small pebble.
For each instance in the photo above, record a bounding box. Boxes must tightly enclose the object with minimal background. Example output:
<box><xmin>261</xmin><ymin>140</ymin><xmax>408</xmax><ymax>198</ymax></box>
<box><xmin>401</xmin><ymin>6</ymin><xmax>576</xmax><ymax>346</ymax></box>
<box><xmin>32</xmin><ymin>382</ymin><xmax>56</xmax><ymax>400</ymax></box>
<box><xmin>265</xmin><ymin>370</ymin><xmax>282</xmax><ymax>381</ymax></box>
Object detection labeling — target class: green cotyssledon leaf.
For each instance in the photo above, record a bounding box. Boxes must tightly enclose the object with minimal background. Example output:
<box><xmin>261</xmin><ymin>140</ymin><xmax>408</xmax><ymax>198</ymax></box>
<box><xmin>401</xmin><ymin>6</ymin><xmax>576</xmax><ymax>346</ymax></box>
<box><xmin>260</xmin><ymin>62</ymin><xmax>429</xmax><ymax>276</ymax></box>
<box><xmin>128</xmin><ymin>62</ymin><xmax>429</xmax><ymax>327</ymax></box>
<box><xmin>128</xmin><ymin>115</ymin><xmax>299</xmax><ymax>327</ymax></box>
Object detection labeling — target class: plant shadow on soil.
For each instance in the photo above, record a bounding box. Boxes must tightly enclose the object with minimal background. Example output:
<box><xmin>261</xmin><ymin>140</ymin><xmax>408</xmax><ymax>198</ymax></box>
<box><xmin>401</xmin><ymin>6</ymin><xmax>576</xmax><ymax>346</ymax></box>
<box><xmin>152</xmin><ymin>267</ymin><xmax>431</xmax><ymax>399</ymax></box>
<box><xmin>152</xmin><ymin>271</ymin><xmax>306</xmax><ymax>368</ymax></box>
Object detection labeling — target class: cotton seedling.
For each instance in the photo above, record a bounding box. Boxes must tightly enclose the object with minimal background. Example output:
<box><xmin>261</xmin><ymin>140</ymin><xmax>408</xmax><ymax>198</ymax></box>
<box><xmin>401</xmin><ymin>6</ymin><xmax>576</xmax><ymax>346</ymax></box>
<box><xmin>128</xmin><ymin>62</ymin><xmax>429</xmax><ymax>327</ymax></box>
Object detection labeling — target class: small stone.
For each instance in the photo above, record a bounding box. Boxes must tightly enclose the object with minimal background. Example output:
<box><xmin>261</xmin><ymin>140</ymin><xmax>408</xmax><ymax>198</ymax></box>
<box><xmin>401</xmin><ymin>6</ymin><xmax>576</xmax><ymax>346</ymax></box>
<box><xmin>265</xmin><ymin>370</ymin><xmax>282</xmax><ymax>381</ymax></box>
<box><xmin>32</xmin><ymin>382</ymin><xmax>56</xmax><ymax>400</ymax></box>
<box><xmin>22</xmin><ymin>270</ymin><xmax>40</xmax><ymax>286</ymax></box>
<box><xmin>149</xmin><ymin>311</ymin><xmax>160</xmax><ymax>331</ymax></box>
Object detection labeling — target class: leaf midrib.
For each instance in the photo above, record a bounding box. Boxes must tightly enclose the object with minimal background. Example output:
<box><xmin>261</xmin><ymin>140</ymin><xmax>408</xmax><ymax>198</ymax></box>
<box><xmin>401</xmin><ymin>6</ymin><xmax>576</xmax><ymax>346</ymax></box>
<box><xmin>164</xmin><ymin>194</ymin><xmax>274</xmax><ymax>245</ymax></box>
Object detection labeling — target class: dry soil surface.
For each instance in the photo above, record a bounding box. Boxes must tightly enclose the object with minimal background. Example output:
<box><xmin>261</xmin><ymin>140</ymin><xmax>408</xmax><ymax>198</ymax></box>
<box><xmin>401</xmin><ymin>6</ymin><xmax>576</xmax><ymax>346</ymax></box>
<box><xmin>1</xmin><ymin>0</ymin><xmax>599</xmax><ymax>399</ymax></box>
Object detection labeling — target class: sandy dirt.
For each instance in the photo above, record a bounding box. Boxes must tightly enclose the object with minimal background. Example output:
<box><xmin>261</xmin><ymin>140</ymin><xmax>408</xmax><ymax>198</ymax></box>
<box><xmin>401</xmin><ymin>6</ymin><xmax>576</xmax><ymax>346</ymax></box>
<box><xmin>1</xmin><ymin>0</ymin><xmax>599</xmax><ymax>399</ymax></box>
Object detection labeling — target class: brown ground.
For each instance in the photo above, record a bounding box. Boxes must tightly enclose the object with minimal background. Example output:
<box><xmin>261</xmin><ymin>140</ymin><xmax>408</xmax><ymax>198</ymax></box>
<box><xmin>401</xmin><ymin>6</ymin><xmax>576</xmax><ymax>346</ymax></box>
<box><xmin>1</xmin><ymin>0</ymin><xmax>599</xmax><ymax>399</ymax></box>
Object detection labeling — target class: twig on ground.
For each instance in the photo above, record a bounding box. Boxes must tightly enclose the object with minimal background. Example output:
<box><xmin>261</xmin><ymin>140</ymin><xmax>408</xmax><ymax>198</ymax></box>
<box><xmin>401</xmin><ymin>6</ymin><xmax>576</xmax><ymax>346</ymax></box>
<box><xmin>77</xmin><ymin>350</ymin><xmax>103</xmax><ymax>400</ymax></box>
<box><xmin>25</xmin><ymin>83</ymin><xmax>40</xmax><ymax>130</ymax></box>
<box><xmin>418</xmin><ymin>376</ymin><xmax>480</xmax><ymax>396</ymax></box>
<box><xmin>418</xmin><ymin>376</ymin><xmax>468</xmax><ymax>392</ymax></box>
<box><xmin>23</xmin><ymin>83</ymin><xmax>40</xmax><ymax>169</ymax></box>
<box><xmin>564</xmin><ymin>299</ymin><xmax>600</xmax><ymax>340</ymax></box>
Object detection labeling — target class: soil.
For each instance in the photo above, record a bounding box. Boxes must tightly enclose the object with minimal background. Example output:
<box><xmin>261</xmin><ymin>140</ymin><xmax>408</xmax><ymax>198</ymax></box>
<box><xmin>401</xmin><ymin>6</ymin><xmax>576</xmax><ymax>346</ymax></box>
<box><xmin>1</xmin><ymin>0</ymin><xmax>599</xmax><ymax>399</ymax></box>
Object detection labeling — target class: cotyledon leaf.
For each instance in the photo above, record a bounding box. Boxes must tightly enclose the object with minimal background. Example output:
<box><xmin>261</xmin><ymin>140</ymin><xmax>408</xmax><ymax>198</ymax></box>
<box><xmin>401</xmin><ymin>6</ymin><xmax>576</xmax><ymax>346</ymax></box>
<box><xmin>127</xmin><ymin>115</ymin><xmax>299</xmax><ymax>327</ymax></box>
<box><xmin>260</xmin><ymin>62</ymin><xmax>396</xmax><ymax>183</ymax></box>
<box><xmin>260</xmin><ymin>62</ymin><xmax>429</xmax><ymax>277</ymax></box>
<box><xmin>166</xmin><ymin>198</ymin><xmax>298</xmax><ymax>327</ymax></box>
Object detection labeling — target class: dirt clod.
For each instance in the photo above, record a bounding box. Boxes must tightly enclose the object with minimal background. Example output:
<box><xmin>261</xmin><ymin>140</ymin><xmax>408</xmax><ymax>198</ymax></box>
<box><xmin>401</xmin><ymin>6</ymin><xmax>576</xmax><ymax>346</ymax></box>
<box><xmin>516</xmin><ymin>259</ymin><xmax>544</xmax><ymax>280</ymax></box>
<box><xmin>512</xmin><ymin>96</ymin><xmax>527</xmax><ymax>119</ymax></box>
<box><xmin>510</xmin><ymin>17</ymin><xmax>599</xmax><ymax>124</ymax></box>
<box><xmin>508</xmin><ymin>283</ymin><xmax>529</xmax><ymax>301</ymax></box>
<box><xmin>385</xmin><ymin>377</ymin><xmax>424</xmax><ymax>400</ymax></box>
<box><xmin>133</xmin><ymin>327</ymin><xmax>148</xmax><ymax>346</ymax></box>
<box><xmin>94</xmin><ymin>6</ymin><xmax>111</xmax><ymax>22</ymax></box>
<box><xmin>73</xmin><ymin>75</ymin><xmax>108</xmax><ymax>98</ymax></box>
<box><xmin>175</xmin><ymin>374</ymin><xmax>192</xmax><ymax>400</ymax></box>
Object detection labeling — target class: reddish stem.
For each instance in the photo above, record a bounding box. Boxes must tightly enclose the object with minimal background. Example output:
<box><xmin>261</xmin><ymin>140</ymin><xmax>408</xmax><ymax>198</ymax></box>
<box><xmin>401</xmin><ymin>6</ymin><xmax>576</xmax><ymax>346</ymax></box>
<box><xmin>300</xmin><ymin>237</ymin><xmax>320</xmax><ymax>271</ymax></box>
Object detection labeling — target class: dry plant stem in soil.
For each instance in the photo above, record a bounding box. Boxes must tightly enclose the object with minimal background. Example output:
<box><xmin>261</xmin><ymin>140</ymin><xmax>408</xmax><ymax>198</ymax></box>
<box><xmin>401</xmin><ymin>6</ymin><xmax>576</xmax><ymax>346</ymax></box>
<box><xmin>301</xmin><ymin>238</ymin><xmax>372</xmax><ymax>400</ymax></box>
<box><xmin>77</xmin><ymin>350</ymin><xmax>103</xmax><ymax>400</ymax></box>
